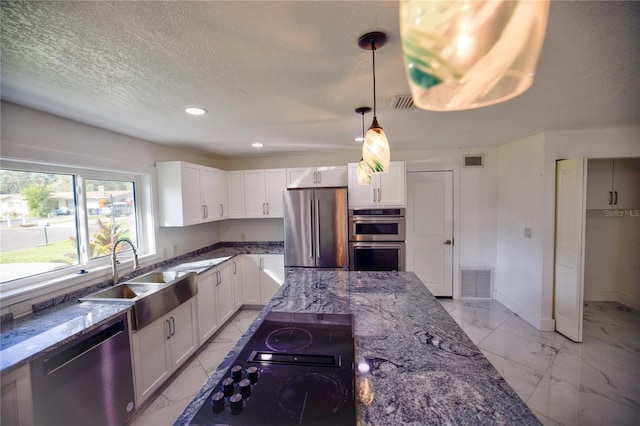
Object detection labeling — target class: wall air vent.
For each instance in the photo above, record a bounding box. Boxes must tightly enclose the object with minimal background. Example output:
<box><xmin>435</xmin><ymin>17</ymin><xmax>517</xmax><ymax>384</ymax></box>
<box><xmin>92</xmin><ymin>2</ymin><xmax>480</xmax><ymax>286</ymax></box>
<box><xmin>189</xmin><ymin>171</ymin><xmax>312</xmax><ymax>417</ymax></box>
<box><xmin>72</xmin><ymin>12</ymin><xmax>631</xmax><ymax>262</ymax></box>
<box><xmin>464</xmin><ymin>155</ymin><xmax>484</xmax><ymax>167</ymax></box>
<box><xmin>460</xmin><ymin>269</ymin><xmax>492</xmax><ymax>299</ymax></box>
<box><xmin>390</xmin><ymin>95</ymin><xmax>415</xmax><ymax>110</ymax></box>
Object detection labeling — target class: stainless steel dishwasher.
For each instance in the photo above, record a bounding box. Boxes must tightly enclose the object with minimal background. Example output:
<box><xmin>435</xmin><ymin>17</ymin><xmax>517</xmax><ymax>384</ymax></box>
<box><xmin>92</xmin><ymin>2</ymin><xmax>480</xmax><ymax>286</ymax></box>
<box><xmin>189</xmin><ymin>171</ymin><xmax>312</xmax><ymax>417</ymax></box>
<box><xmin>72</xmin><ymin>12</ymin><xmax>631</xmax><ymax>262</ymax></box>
<box><xmin>31</xmin><ymin>313</ymin><xmax>135</xmax><ymax>426</ymax></box>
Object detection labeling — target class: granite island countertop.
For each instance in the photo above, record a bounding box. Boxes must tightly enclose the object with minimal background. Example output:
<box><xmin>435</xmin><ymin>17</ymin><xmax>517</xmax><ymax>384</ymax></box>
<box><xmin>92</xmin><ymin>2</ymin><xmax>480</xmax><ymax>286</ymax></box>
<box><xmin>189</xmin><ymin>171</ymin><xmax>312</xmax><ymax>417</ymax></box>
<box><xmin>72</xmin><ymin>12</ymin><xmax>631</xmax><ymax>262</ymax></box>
<box><xmin>0</xmin><ymin>242</ymin><xmax>283</xmax><ymax>373</ymax></box>
<box><xmin>176</xmin><ymin>270</ymin><xmax>540</xmax><ymax>425</ymax></box>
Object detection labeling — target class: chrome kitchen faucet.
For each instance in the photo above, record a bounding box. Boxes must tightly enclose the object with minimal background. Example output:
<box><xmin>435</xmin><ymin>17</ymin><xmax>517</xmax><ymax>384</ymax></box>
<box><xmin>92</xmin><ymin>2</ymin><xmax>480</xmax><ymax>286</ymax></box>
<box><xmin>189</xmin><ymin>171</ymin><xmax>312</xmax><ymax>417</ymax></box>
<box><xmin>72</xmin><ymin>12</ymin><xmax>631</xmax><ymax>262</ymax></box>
<box><xmin>111</xmin><ymin>238</ymin><xmax>139</xmax><ymax>285</ymax></box>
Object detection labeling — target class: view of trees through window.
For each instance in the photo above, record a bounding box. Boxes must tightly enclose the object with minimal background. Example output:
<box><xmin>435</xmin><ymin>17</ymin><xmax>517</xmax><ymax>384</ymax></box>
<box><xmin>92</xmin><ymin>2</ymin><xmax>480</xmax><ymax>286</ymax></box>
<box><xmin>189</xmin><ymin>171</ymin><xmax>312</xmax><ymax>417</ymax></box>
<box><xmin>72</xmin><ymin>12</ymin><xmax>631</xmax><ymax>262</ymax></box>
<box><xmin>0</xmin><ymin>169</ymin><xmax>138</xmax><ymax>283</ymax></box>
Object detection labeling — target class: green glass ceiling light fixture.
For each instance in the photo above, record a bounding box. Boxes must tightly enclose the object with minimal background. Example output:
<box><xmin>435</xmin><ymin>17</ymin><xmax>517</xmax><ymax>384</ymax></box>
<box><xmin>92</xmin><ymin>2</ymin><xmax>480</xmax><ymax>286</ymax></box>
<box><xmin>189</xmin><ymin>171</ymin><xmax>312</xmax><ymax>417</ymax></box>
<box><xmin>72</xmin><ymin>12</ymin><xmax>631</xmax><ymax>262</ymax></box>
<box><xmin>359</xmin><ymin>31</ymin><xmax>390</xmax><ymax>174</ymax></box>
<box><xmin>400</xmin><ymin>0</ymin><xmax>549</xmax><ymax>111</ymax></box>
<box><xmin>355</xmin><ymin>106</ymin><xmax>372</xmax><ymax>185</ymax></box>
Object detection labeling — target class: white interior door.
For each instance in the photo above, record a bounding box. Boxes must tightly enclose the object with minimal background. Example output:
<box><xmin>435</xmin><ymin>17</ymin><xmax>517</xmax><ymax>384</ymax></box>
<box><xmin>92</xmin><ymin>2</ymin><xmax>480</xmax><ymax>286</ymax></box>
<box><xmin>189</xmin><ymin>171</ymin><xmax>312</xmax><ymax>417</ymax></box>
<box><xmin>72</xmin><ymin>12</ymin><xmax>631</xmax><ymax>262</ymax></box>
<box><xmin>406</xmin><ymin>171</ymin><xmax>453</xmax><ymax>296</ymax></box>
<box><xmin>554</xmin><ymin>159</ymin><xmax>586</xmax><ymax>342</ymax></box>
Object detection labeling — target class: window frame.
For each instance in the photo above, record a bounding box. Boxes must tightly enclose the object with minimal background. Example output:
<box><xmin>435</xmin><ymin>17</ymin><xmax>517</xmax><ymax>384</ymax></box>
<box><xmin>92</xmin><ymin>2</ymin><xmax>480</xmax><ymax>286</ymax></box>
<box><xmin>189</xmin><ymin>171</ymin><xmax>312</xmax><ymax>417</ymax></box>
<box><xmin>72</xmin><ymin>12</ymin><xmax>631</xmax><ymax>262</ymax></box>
<box><xmin>0</xmin><ymin>159</ymin><xmax>157</xmax><ymax>305</ymax></box>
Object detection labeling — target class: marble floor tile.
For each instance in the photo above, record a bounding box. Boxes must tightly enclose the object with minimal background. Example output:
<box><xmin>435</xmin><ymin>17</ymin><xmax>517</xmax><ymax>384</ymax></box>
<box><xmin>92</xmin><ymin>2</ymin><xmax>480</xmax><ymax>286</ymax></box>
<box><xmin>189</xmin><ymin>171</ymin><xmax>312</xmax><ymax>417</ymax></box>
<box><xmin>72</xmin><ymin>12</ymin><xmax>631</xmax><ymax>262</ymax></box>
<box><xmin>196</xmin><ymin>340</ymin><xmax>237</xmax><ymax>374</ymax></box>
<box><xmin>497</xmin><ymin>314</ymin><xmax>568</xmax><ymax>351</ymax></box>
<box><xmin>129</xmin><ymin>395</ymin><xmax>194</xmax><ymax>426</ymax></box>
<box><xmin>478</xmin><ymin>327</ymin><xmax>559</xmax><ymax>374</ymax></box>
<box><xmin>482</xmin><ymin>350</ymin><xmax>545</xmax><ymax>401</ymax></box>
<box><xmin>527</xmin><ymin>371</ymin><xmax>640</xmax><ymax>426</ymax></box>
<box><xmin>159</xmin><ymin>358</ymin><xmax>209</xmax><ymax>403</ymax></box>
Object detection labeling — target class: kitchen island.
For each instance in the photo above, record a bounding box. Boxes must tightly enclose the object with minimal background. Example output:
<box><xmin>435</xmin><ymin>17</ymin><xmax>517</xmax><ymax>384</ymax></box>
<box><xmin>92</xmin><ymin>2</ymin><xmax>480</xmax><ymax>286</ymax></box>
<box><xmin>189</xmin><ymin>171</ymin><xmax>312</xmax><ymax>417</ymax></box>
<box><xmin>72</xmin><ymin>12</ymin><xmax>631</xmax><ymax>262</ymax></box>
<box><xmin>176</xmin><ymin>270</ymin><xmax>540</xmax><ymax>425</ymax></box>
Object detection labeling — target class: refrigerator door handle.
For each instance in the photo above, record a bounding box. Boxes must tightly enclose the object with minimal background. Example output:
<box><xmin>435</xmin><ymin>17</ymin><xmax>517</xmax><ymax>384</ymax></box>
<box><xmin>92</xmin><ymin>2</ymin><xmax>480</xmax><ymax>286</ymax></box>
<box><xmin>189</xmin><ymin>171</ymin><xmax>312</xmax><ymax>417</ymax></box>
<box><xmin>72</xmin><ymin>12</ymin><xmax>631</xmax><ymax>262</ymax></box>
<box><xmin>315</xmin><ymin>199</ymin><xmax>321</xmax><ymax>259</ymax></box>
<box><xmin>309</xmin><ymin>198</ymin><xmax>315</xmax><ymax>258</ymax></box>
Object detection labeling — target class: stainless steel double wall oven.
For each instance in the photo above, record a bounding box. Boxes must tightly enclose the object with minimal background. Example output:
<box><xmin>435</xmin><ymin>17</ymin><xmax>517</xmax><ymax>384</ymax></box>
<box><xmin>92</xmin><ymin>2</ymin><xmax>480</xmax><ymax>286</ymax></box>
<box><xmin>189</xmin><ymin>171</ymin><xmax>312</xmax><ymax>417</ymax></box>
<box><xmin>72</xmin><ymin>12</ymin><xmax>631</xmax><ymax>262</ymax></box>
<box><xmin>348</xmin><ymin>208</ymin><xmax>405</xmax><ymax>271</ymax></box>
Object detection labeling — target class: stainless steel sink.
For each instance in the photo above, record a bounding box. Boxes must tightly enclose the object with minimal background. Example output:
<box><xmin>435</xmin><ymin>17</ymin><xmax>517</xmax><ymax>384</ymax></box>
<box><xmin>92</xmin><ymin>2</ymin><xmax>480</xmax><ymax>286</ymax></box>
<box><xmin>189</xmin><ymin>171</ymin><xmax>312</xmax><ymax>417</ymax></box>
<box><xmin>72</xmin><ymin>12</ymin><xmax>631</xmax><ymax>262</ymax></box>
<box><xmin>80</xmin><ymin>271</ymin><xmax>197</xmax><ymax>329</ymax></box>
<box><xmin>80</xmin><ymin>283</ymin><xmax>161</xmax><ymax>301</ymax></box>
<box><xmin>126</xmin><ymin>271</ymin><xmax>188</xmax><ymax>284</ymax></box>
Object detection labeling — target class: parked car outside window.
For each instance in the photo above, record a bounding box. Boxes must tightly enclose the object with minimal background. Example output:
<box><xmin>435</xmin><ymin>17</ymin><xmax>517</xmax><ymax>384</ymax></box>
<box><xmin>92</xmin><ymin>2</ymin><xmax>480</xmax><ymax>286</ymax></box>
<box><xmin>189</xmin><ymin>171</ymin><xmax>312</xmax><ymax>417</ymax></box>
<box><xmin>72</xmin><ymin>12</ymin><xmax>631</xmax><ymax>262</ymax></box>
<box><xmin>102</xmin><ymin>202</ymin><xmax>133</xmax><ymax>217</ymax></box>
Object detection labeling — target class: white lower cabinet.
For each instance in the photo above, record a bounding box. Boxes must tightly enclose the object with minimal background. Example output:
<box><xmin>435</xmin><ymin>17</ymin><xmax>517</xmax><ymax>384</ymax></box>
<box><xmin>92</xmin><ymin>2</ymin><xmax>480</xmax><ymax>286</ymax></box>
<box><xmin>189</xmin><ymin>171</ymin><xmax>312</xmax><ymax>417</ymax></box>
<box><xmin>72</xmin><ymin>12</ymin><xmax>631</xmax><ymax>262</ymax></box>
<box><xmin>215</xmin><ymin>262</ymin><xmax>235</xmax><ymax>325</ymax></box>
<box><xmin>231</xmin><ymin>258</ymin><xmax>243</xmax><ymax>311</ymax></box>
<box><xmin>131</xmin><ymin>298</ymin><xmax>197</xmax><ymax>406</ymax></box>
<box><xmin>196</xmin><ymin>269</ymin><xmax>219</xmax><ymax>345</ymax></box>
<box><xmin>241</xmin><ymin>254</ymin><xmax>285</xmax><ymax>305</ymax></box>
<box><xmin>0</xmin><ymin>364</ymin><xmax>33</xmax><ymax>426</ymax></box>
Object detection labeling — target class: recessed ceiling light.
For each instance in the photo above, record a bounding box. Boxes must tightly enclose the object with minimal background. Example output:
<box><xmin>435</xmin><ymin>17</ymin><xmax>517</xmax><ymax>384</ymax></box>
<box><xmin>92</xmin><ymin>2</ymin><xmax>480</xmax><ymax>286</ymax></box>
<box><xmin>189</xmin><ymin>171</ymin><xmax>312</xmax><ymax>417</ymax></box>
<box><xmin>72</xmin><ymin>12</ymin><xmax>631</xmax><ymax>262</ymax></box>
<box><xmin>185</xmin><ymin>107</ymin><xmax>207</xmax><ymax>115</ymax></box>
<box><xmin>251</xmin><ymin>143</ymin><xmax>264</xmax><ymax>148</ymax></box>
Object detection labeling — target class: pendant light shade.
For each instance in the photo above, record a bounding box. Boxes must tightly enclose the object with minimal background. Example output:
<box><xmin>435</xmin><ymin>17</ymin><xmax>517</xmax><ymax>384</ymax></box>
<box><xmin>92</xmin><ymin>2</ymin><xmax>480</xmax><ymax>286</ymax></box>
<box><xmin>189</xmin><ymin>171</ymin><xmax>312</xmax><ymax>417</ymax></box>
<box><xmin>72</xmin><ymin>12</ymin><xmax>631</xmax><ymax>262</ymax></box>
<box><xmin>363</xmin><ymin>118</ymin><xmax>390</xmax><ymax>174</ymax></box>
<box><xmin>359</xmin><ymin>32</ymin><xmax>390</xmax><ymax>174</ymax></box>
<box><xmin>355</xmin><ymin>107</ymin><xmax>372</xmax><ymax>185</ymax></box>
<box><xmin>400</xmin><ymin>0</ymin><xmax>549</xmax><ymax>111</ymax></box>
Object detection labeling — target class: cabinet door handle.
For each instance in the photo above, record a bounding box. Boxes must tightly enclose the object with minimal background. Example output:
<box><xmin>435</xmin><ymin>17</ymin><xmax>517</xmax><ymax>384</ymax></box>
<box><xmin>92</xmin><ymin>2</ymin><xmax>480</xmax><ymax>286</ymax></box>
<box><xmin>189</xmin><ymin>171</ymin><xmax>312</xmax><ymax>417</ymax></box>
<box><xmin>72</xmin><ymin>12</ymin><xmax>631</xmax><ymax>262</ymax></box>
<box><xmin>232</xmin><ymin>261</ymin><xmax>237</xmax><ymax>275</ymax></box>
<box><xmin>166</xmin><ymin>319</ymin><xmax>171</xmax><ymax>340</ymax></box>
<box><xmin>260</xmin><ymin>258</ymin><xmax>264</xmax><ymax>271</ymax></box>
<box><xmin>317</xmin><ymin>171</ymin><xmax>321</xmax><ymax>184</ymax></box>
<box><xmin>170</xmin><ymin>316</ymin><xmax>176</xmax><ymax>336</ymax></box>
<box><xmin>315</xmin><ymin>199</ymin><xmax>321</xmax><ymax>259</ymax></box>
<box><xmin>266</xmin><ymin>202</ymin><xmax>270</xmax><ymax>215</ymax></box>
<box><xmin>373</xmin><ymin>188</ymin><xmax>376</xmax><ymax>202</ymax></box>
<box><xmin>614</xmin><ymin>191</ymin><xmax>618</xmax><ymax>205</ymax></box>
<box><xmin>378</xmin><ymin>187</ymin><xmax>381</xmax><ymax>202</ymax></box>
<box><xmin>609</xmin><ymin>191</ymin><xmax>613</xmax><ymax>205</ymax></box>
<box><xmin>262</xmin><ymin>202</ymin><xmax>266</xmax><ymax>215</ymax></box>
<box><xmin>220</xmin><ymin>204</ymin><xmax>223</xmax><ymax>217</ymax></box>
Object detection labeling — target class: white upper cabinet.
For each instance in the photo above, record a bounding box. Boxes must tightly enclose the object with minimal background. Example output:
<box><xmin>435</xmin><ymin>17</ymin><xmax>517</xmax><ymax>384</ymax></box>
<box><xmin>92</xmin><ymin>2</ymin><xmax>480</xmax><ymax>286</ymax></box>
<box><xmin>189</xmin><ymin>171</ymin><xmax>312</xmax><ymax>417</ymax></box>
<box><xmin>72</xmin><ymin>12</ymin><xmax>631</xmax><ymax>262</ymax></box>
<box><xmin>587</xmin><ymin>158</ymin><xmax>640</xmax><ymax>209</ymax></box>
<box><xmin>157</xmin><ymin>161</ymin><xmax>224</xmax><ymax>226</ymax></box>
<box><xmin>348</xmin><ymin>161</ymin><xmax>406</xmax><ymax>207</ymax></box>
<box><xmin>286</xmin><ymin>166</ymin><xmax>347</xmax><ymax>188</ymax></box>
<box><xmin>215</xmin><ymin>170</ymin><xmax>229</xmax><ymax>220</ymax></box>
<box><xmin>227</xmin><ymin>171</ymin><xmax>245</xmax><ymax>218</ymax></box>
<box><xmin>244</xmin><ymin>169</ymin><xmax>287</xmax><ymax>218</ymax></box>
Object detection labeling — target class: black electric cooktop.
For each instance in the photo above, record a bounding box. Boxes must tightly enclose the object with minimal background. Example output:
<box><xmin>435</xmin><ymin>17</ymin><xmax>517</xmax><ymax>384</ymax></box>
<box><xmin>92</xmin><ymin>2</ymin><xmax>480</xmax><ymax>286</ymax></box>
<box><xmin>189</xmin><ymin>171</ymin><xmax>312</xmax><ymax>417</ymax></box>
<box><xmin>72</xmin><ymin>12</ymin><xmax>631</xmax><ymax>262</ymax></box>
<box><xmin>189</xmin><ymin>311</ymin><xmax>356</xmax><ymax>426</ymax></box>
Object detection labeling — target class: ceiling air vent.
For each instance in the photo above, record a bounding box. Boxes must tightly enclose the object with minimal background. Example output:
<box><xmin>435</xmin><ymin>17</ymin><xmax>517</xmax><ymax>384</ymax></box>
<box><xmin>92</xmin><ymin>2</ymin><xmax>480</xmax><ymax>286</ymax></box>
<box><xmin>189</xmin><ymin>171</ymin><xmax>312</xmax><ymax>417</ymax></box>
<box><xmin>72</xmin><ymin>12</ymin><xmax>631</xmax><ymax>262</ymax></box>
<box><xmin>464</xmin><ymin>155</ymin><xmax>484</xmax><ymax>167</ymax></box>
<box><xmin>390</xmin><ymin>95</ymin><xmax>415</xmax><ymax>110</ymax></box>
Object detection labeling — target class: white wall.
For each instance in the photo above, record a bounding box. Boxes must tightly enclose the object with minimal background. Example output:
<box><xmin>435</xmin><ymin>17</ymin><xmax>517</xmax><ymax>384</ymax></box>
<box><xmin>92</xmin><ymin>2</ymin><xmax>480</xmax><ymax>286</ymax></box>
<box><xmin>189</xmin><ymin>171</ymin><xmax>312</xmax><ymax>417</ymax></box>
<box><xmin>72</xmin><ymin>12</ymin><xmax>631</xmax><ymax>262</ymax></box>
<box><xmin>1</xmin><ymin>101</ymin><xmax>223</xmax><ymax>269</ymax></box>
<box><xmin>217</xmin><ymin>218</ymin><xmax>284</xmax><ymax>242</ymax></box>
<box><xmin>1</xmin><ymin>102</ymin><xmax>501</xmax><ymax>300</ymax></box>
<box><xmin>496</xmin><ymin>134</ymin><xmax>546</xmax><ymax>328</ymax></box>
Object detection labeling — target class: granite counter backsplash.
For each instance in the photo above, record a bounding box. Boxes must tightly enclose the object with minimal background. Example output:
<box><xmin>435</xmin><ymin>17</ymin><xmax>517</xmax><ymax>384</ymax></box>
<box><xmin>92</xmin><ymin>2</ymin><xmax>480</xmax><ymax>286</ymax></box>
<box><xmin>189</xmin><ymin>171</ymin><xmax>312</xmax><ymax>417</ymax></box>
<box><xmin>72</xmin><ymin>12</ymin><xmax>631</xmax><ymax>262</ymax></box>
<box><xmin>176</xmin><ymin>270</ymin><xmax>540</xmax><ymax>426</ymax></box>
<box><xmin>0</xmin><ymin>242</ymin><xmax>283</xmax><ymax>373</ymax></box>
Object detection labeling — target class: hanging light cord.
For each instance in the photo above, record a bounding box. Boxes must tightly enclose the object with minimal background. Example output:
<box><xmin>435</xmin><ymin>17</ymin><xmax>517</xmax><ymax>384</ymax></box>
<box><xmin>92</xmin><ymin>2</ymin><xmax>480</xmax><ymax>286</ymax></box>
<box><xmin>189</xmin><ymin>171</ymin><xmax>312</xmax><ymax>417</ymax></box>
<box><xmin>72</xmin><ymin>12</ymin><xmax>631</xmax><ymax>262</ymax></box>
<box><xmin>371</xmin><ymin>39</ymin><xmax>378</xmax><ymax>118</ymax></box>
<box><xmin>361</xmin><ymin>110</ymin><xmax>365</xmax><ymax>138</ymax></box>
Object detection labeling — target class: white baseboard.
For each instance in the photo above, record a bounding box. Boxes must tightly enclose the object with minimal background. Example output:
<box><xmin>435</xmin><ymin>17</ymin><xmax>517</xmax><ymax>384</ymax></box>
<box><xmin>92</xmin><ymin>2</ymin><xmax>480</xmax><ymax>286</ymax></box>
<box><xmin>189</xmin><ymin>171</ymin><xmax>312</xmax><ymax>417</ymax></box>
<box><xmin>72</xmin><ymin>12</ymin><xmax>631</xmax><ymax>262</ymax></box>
<box><xmin>616</xmin><ymin>292</ymin><xmax>640</xmax><ymax>311</ymax></box>
<box><xmin>494</xmin><ymin>291</ymin><xmax>553</xmax><ymax>331</ymax></box>
<box><xmin>585</xmin><ymin>290</ymin><xmax>640</xmax><ymax>311</ymax></box>
<box><xmin>584</xmin><ymin>290</ymin><xmax>617</xmax><ymax>301</ymax></box>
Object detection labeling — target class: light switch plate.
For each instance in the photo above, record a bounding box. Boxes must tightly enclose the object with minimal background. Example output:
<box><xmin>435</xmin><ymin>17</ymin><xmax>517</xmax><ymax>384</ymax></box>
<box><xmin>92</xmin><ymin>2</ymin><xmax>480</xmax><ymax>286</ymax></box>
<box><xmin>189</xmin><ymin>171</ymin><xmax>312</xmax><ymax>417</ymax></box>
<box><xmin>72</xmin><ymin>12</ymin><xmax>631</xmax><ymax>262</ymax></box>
<box><xmin>524</xmin><ymin>227</ymin><xmax>532</xmax><ymax>239</ymax></box>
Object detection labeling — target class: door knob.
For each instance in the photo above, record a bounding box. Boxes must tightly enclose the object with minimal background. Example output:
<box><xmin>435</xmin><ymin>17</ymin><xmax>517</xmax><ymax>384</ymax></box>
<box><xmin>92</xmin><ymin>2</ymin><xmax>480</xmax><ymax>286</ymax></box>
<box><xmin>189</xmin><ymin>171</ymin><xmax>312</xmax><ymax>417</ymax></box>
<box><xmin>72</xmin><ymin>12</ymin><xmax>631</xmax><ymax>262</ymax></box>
<box><xmin>444</xmin><ymin>240</ymin><xmax>452</xmax><ymax>245</ymax></box>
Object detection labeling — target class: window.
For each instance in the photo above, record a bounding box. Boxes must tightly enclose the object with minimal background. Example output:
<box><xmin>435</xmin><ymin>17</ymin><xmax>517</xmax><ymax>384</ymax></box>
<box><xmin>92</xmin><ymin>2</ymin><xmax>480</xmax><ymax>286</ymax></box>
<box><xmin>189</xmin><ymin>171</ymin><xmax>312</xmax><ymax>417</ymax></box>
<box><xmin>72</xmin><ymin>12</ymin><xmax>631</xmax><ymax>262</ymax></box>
<box><xmin>0</xmin><ymin>163</ymin><xmax>150</xmax><ymax>287</ymax></box>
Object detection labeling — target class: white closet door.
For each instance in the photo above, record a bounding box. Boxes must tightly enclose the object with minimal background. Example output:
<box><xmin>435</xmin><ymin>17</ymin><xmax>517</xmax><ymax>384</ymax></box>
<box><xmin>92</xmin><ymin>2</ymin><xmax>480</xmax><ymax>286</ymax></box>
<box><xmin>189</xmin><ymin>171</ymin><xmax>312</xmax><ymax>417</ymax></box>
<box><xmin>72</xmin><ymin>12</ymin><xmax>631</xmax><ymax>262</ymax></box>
<box><xmin>554</xmin><ymin>159</ymin><xmax>586</xmax><ymax>342</ymax></box>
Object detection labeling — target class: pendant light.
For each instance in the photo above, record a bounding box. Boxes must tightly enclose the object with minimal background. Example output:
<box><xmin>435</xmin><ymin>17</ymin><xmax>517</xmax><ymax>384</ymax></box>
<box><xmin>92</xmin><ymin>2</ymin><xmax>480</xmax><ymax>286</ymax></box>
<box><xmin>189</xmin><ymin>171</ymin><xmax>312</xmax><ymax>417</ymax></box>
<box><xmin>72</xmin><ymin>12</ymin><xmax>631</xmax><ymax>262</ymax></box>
<box><xmin>355</xmin><ymin>107</ymin><xmax>372</xmax><ymax>185</ymax></box>
<box><xmin>399</xmin><ymin>0</ymin><xmax>549</xmax><ymax>111</ymax></box>
<box><xmin>359</xmin><ymin>32</ymin><xmax>390</xmax><ymax>174</ymax></box>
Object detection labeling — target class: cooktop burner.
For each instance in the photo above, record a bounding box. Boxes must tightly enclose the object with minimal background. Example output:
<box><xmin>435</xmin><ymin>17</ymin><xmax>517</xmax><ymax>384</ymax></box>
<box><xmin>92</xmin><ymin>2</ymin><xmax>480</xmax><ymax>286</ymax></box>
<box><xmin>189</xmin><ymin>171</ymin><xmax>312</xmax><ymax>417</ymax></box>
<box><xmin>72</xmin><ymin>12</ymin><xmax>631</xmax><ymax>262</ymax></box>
<box><xmin>189</xmin><ymin>311</ymin><xmax>356</xmax><ymax>426</ymax></box>
<box><xmin>265</xmin><ymin>327</ymin><xmax>313</xmax><ymax>352</ymax></box>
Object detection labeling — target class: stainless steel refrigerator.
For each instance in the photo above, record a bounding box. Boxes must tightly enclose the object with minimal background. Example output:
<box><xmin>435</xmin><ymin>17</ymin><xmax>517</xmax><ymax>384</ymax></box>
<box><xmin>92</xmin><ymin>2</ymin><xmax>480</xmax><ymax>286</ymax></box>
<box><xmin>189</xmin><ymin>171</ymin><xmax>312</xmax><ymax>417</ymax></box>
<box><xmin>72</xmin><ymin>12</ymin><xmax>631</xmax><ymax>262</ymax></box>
<box><xmin>283</xmin><ymin>187</ymin><xmax>349</xmax><ymax>270</ymax></box>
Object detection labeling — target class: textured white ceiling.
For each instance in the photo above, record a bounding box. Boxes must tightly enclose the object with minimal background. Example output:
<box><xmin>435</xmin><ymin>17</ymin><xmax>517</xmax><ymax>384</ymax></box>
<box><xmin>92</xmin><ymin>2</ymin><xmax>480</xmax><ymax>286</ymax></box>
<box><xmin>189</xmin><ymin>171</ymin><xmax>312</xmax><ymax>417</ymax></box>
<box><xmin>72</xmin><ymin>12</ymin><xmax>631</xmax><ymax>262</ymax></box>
<box><xmin>1</xmin><ymin>1</ymin><xmax>638</xmax><ymax>158</ymax></box>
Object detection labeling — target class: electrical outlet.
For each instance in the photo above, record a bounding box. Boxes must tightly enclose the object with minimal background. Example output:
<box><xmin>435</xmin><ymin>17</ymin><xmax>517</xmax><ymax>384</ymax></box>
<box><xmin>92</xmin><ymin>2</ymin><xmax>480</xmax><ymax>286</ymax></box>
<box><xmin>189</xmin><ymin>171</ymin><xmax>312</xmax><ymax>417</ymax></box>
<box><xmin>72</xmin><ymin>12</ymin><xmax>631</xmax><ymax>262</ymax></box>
<box><xmin>524</xmin><ymin>227</ymin><xmax>532</xmax><ymax>239</ymax></box>
<box><xmin>9</xmin><ymin>301</ymin><xmax>32</xmax><ymax>318</ymax></box>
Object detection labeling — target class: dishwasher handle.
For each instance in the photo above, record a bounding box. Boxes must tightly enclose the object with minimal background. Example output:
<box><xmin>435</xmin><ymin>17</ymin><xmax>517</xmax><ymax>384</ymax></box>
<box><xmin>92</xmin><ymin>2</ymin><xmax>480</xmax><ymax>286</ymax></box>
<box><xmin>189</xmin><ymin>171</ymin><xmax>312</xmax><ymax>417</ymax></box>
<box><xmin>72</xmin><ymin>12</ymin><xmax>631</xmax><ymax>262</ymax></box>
<box><xmin>42</xmin><ymin>320</ymin><xmax>125</xmax><ymax>376</ymax></box>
